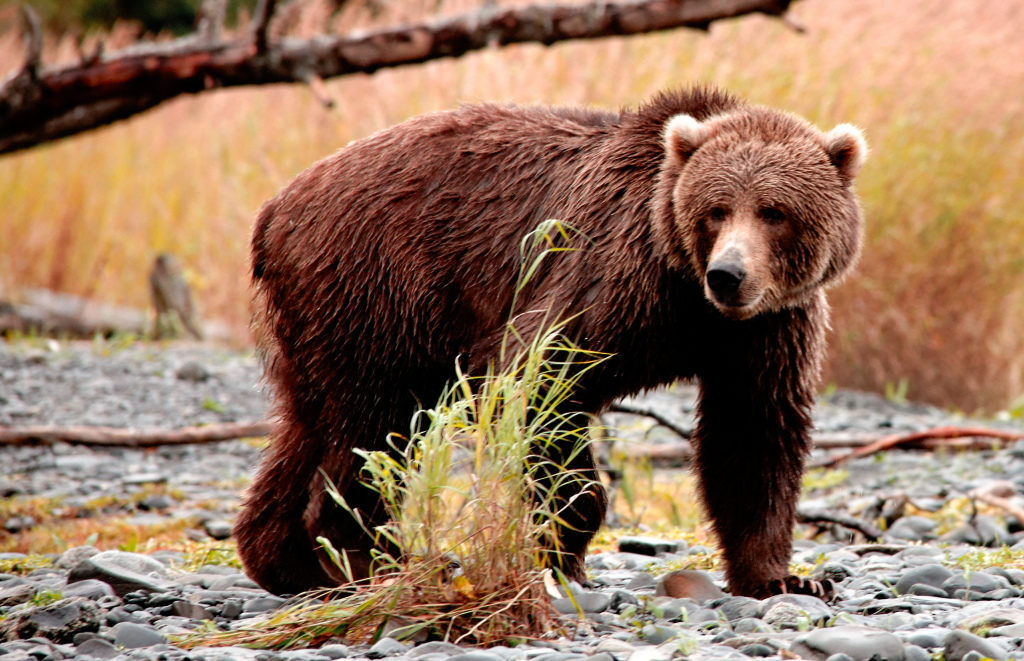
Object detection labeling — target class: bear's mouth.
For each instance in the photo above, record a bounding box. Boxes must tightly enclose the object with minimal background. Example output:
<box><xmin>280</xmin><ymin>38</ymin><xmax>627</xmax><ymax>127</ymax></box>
<box><xmin>707</xmin><ymin>293</ymin><xmax>763</xmax><ymax>320</ymax></box>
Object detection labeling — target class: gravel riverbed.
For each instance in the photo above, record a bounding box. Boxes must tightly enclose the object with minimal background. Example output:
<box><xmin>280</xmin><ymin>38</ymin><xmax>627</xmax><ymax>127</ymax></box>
<box><xmin>2</xmin><ymin>342</ymin><xmax>1024</xmax><ymax>661</ymax></box>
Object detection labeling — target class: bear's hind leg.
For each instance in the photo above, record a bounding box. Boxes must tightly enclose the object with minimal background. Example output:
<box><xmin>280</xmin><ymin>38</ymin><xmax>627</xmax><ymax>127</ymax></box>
<box><xmin>235</xmin><ymin>417</ymin><xmax>338</xmax><ymax>596</ymax></box>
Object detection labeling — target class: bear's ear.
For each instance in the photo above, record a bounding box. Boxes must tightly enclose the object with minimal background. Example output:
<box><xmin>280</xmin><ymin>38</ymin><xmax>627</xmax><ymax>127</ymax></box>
<box><xmin>664</xmin><ymin>114</ymin><xmax>714</xmax><ymax>166</ymax></box>
<box><xmin>824</xmin><ymin>123</ymin><xmax>868</xmax><ymax>184</ymax></box>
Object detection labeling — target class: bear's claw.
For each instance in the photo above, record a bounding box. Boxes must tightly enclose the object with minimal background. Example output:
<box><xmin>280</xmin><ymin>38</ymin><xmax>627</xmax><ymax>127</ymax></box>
<box><xmin>766</xmin><ymin>575</ymin><xmax>836</xmax><ymax>601</ymax></box>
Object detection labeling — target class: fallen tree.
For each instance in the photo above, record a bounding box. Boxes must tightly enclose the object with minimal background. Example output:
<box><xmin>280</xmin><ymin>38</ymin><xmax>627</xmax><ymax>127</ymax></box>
<box><xmin>0</xmin><ymin>0</ymin><xmax>799</xmax><ymax>155</ymax></box>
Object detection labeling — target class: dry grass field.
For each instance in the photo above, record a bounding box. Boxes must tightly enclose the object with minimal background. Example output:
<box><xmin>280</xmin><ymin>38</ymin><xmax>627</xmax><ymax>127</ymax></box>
<box><xmin>1</xmin><ymin>0</ymin><xmax>1022</xmax><ymax>412</ymax></box>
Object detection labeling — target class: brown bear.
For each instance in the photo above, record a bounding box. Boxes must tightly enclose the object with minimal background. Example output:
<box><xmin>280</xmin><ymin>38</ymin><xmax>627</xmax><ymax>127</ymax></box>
<box><xmin>236</xmin><ymin>86</ymin><xmax>867</xmax><ymax>599</ymax></box>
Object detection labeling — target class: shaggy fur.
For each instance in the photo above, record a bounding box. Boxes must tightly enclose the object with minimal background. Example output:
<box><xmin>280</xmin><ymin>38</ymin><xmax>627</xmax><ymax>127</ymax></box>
<box><xmin>235</xmin><ymin>87</ymin><xmax>867</xmax><ymax>598</ymax></box>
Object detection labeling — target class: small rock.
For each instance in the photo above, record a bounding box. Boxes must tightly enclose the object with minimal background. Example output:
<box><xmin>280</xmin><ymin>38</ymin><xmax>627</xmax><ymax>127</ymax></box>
<box><xmin>176</xmin><ymin>361</ymin><xmax>211</xmax><ymax>382</ymax></box>
<box><xmin>712</xmin><ymin>596</ymin><xmax>764</xmax><ymax>622</ymax></box>
<box><xmin>886</xmin><ymin>516</ymin><xmax>937</xmax><ymax>542</ymax></box>
<box><xmin>408</xmin><ymin>642</ymin><xmax>462</xmax><ymax>657</ymax></box>
<box><xmin>139</xmin><ymin>494</ymin><xmax>174</xmax><ymax>510</ymax></box>
<box><xmin>204</xmin><ymin>519</ymin><xmax>235</xmax><ymax>540</ymax></box>
<box><xmin>447</xmin><ymin>653</ymin><xmax>505</xmax><ymax>661</ymax></box>
<box><xmin>110</xmin><ymin>621</ymin><xmax>168</xmax><ymax>648</ymax></box>
<box><xmin>656</xmin><ymin>570</ymin><xmax>725</xmax><ymax>602</ymax></box>
<box><xmin>894</xmin><ymin>564</ymin><xmax>953</xmax><ymax>595</ymax></box>
<box><xmin>639</xmin><ymin>624</ymin><xmax>681</xmax><ymax>645</ymax></box>
<box><xmin>75</xmin><ymin>637</ymin><xmax>119</xmax><ymax>660</ymax></box>
<box><xmin>62</xmin><ymin>579</ymin><xmax>115</xmax><ymax>601</ymax></box>
<box><xmin>739</xmin><ymin>643</ymin><xmax>776</xmax><ymax>657</ymax></box>
<box><xmin>243</xmin><ymin>596</ymin><xmax>286</xmax><ymax>614</ymax></box>
<box><xmin>367</xmin><ymin>637</ymin><xmax>410</xmax><ymax>658</ymax></box>
<box><xmin>762</xmin><ymin>594</ymin><xmax>832</xmax><ymax>626</ymax></box>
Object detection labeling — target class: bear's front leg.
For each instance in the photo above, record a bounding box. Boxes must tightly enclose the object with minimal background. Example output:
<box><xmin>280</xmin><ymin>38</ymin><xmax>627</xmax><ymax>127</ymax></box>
<box><xmin>692</xmin><ymin>308</ymin><xmax>831</xmax><ymax>599</ymax></box>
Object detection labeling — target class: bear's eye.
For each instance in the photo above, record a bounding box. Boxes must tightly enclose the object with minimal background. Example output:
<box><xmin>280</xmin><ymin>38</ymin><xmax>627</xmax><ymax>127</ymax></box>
<box><xmin>759</xmin><ymin>206</ymin><xmax>787</xmax><ymax>225</ymax></box>
<box><xmin>707</xmin><ymin>206</ymin><xmax>729</xmax><ymax>223</ymax></box>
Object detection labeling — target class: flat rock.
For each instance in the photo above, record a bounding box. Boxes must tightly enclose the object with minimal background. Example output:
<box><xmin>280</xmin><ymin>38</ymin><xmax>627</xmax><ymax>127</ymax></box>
<box><xmin>894</xmin><ymin>564</ymin><xmax>953</xmax><ymax>594</ymax></box>
<box><xmin>67</xmin><ymin>556</ymin><xmax>170</xmax><ymax>597</ymax></box>
<box><xmin>942</xmin><ymin>630</ymin><xmax>1008</xmax><ymax>661</ymax></box>
<box><xmin>790</xmin><ymin>625</ymin><xmax>905</xmax><ymax>661</ymax></box>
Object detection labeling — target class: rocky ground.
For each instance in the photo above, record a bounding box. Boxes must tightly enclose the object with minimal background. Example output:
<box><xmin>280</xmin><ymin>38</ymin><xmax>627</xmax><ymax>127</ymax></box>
<box><xmin>2</xmin><ymin>341</ymin><xmax>1024</xmax><ymax>661</ymax></box>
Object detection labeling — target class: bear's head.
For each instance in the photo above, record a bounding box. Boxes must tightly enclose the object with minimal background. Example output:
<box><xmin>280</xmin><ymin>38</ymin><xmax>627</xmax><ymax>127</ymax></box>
<box><xmin>658</xmin><ymin>107</ymin><xmax>867</xmax><ymax>320</ymax></box>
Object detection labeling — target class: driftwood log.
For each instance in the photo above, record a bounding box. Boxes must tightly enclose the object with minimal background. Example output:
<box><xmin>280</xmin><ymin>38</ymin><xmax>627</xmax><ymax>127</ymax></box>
<box><xmin>0</xmin><ymin>421</ymin><xmax>272</xmax><ymax>448</ymax></box>
<box><xmin>0</xmin><ymin>0</ymin><xmax>799</xmax><ymax>155</ymax></box>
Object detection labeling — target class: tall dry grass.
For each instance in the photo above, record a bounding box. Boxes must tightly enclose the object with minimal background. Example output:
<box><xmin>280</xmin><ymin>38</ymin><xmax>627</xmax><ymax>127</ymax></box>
<box><xmin>1</xmin><ymin>0</ymin><xmax>1022</xmax><ymax>411</ymax></box>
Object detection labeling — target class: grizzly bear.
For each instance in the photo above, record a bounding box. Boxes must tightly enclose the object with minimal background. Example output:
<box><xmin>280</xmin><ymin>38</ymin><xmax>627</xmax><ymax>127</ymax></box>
<box><xmin>236</xmin><ymin>87</ymin><xmax>867</xmax><ymax>599</ymax></box>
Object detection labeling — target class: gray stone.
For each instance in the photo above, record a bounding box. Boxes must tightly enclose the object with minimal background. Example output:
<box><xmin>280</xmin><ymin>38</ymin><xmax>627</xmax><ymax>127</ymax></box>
<box><xmin>894</xmin><ymin>564</ymin><xmax>954</xmax><ymax>595</ymax></box>
<box><xmin>409</xmin><ymin>642</ymin><xmax>462</xmax><ymax>658</ymax></box>
<box><xmin>139</xmin><ymin>494</ymin><xmax>174</xmax><ymax>510</ymax></box>
<box><xmin>639</xmin><ymin>624</ymin><xmax>682</xmax><ymax>645</ymax></box>
<box><xmin>172</xmin><ymin>600</ymin><xmax>215</xmax><ymax>620</ymax></box>
<box><xmin>67</xmin><ymin>551</ymin><xmax>172</xmax><ymax>597</ymax></box>
<box><xmin>55</xmin><ymin>546</ymin><xmax>99</xmax><ymax>570</ymax></box>
<box><xmin>0</xmin><ymin>597</ymin><xmax>101</xmax><ymax>644</ymax></box>
<box><xmin>0</xmin><ymin>583</ymin><xmax>36</xmax><ymax>607</ymax></box>
<box><xmin>318</xmin><ymin>644</ymin><xmax>351</xmax><ymax>659</ymax></box>
<box><xmin>941</xmin><ymin>571</ymin><xmax>1011</xmax><ymax>595</ymax></box>
<box><xmin>242</xmin><ymin>596</ymin><xmax>286</xmax><ymax>614</ymax></box>
<box><xmin>990</xmin><ymin>622</ymin><xmax>1024</xmax><ymax>637</ymax></box>
<box><xmin>713</xmin><ymin>596</ymin><xmax>764</xmax><ymax>622</ymax></box>
<box><xmin>942</xmin><ymin>630</ymin><xmax>1008</xmax><ymax>661</ymax></box>
<box><xmin>626</xmin><ymin>573</ymin><xmax>656</xmax><ymax>590</ymax></box>
<box><xmin>956</xmin><ymin>607</ymin><xmax>1024</xmax><ymax>633</ymax></box>
<box><xmin>886</xmin><ymin>516</ymin><xmax>937</xmax><ymax>542</ymax></box>
<box><xmin>368</xmin><ymin>637</ymin><xmax>411</xmax><ymax>658</ymax></box>
<box><xmin>110</xmin><ymin>621</ymin><xmax>167</xmax><ymax>648</ymax></box>
<box><xmin>790</xmin><ymin>625</ymin><xmax>905</xmax><ymax>661</ymax></box>
<box><xmin>738</xmin><ymin>643</ymin><xmax>775</xmax><ymax>657</ymax></box>
<box><xmin>904</xmin><ymin>583</ymin><xmax>947</xmax><ymax>598</ymax></box>
<box><xmin>62</xmin><ymin>579</ymin><xmax>115</xmax><ymax>601</ymax></box>
<box><xmin>573</xmin><ymin>590</ymin><xmax>612</xmax><ymax>613</ymax></box>
<box><xmin>824</xmin><ymin>655</ymin><xmax>854</xmax><ymax>661</ymax></box>
<box><xmin>450</xmin><ymin>650</ymin><xmax>505</xmax><ymax>661</ymax></box>
<box><xmin>762</xmin><ymin>594</ymin><xmax>832</xmax><ymax>625</ymax></box>
<box><xmin>941</xmin><ymin>517</ymin><xmax>1010</xmax><ymax>547</ymax></box>
<box><xmin>75</xmin><ymin>637</ymin><xmax>119</xmax><ymax>659</ymax></box>
<box><xmin>733</xmin><ymin>618</ymin><xmax>773</xmax><ymax>633</ymax></box>
<box><xmin>204</xmin><ymin>519</ymin><xmax>235</xmax><ymax>540</ymax></box>
<box><xmin>176</xmin><ymin>361</ymin><xmax>211</xmax><ymax>382</ymax></box>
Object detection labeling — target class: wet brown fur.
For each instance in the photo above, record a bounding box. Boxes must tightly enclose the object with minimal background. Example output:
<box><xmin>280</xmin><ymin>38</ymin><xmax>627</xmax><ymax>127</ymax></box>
<box><xmin>236</xmin><ymin>87</ymin><xmax>866</xmax><ymax>598</ymax></box>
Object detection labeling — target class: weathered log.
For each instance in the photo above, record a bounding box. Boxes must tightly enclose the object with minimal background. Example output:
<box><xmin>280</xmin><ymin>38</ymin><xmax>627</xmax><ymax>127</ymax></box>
<box><xmin>0</xmin><ymin>288</ymin><xmax>149</xmax><ymax>337</ymax></box>
<box><xmin>0</xmin><ymin>421</ymin><xmax>272</xmax><ymax>447</ymax></box>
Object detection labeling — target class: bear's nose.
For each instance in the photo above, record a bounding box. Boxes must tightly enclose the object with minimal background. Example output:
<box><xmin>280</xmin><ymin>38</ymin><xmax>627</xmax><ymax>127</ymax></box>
<box><xmin>706</xmin><ymin>261</ymin><xmax>746</xmax><ymax>300</ymax></box>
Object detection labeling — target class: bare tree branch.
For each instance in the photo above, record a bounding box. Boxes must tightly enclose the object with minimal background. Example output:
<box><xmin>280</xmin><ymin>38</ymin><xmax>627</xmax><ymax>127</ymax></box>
<box><xmin>797</xmin><ymin>507</ymin><xmax>885</xmax><ymax>541</ymax></box>
<box><xmin>0</xmin><ymin>421</ymin><xmax>272</xmax><ymax>447</ymax></box>
<box><xmin>0</xmin><ymin>0</ymin><xmax>794</xmax><ymax>155</ymax></box>
<box><xmin>817</xmin><ymin>425</ymin><xmax>1024</xmax><ymax>469</ymax></box>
